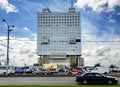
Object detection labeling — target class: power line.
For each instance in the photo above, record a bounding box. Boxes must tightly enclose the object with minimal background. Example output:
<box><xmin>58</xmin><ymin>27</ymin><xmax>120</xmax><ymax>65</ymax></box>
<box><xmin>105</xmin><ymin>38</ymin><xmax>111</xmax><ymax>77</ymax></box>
<box><xmin>82</xmin><ymin>41</ymin><xmax>120</xmax><ymax>42</ymax></box>
<box><xmin>0</xmin><ymin>39</ymin><xmax>120</xmax><ymax>42</ymax></box>
<box><xmin>0</xmin><ymin>32</ymin><xmax>120</xmax><ymax>35</ymax></box>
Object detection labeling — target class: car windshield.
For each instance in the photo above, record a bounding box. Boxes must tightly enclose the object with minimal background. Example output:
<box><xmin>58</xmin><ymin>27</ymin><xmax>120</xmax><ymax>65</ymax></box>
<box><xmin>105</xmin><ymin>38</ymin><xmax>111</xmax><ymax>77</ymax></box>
<box><xmin>80</xmin><ymin>72</ymin><xmax>87</xmax><ymax>76</ymax></box>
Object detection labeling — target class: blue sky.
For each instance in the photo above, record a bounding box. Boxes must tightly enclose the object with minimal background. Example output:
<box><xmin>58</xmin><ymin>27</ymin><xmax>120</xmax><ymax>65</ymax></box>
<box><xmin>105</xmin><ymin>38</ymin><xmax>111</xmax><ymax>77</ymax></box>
<box><xmin>0</xmin><ymin>0</ymin><xmax>120</xmax><ymax>66</ymax></box>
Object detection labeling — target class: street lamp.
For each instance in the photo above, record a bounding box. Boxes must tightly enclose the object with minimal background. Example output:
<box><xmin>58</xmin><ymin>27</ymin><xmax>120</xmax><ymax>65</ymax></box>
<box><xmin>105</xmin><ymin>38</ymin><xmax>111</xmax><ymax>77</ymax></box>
<box><xmin>2</xmin><ymin>19</ymin><xmax>14</xmax><ymax>75</ymax></box>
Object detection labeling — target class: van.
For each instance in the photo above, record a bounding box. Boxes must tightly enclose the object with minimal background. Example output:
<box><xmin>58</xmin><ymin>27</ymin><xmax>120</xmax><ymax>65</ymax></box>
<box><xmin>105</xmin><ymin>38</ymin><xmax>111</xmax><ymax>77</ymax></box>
<box><xmin>0</xmin><ymin>65</ymin><xmax>15</xmax><ymax>75</ymax></box>
<box><xmin>91</xmin><ymin>67</ymin><xmax>109</xmax><ymax>74</ymax></box>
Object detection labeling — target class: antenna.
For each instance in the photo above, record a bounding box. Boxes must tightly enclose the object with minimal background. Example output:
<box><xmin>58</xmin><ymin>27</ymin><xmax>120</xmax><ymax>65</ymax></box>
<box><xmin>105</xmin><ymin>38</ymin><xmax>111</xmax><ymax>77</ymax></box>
<box><xmin>71</xmin><ymin>0</ymin><xmax>73</xmax><ymax>8</ymax></box>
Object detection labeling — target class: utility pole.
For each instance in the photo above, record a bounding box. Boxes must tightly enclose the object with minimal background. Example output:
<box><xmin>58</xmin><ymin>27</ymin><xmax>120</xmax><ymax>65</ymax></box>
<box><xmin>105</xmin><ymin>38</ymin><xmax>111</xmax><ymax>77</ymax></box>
<box><xmin>2</xmin><ymin>19</ymin><xmax>14</xmax><ymax>76</ymax></box>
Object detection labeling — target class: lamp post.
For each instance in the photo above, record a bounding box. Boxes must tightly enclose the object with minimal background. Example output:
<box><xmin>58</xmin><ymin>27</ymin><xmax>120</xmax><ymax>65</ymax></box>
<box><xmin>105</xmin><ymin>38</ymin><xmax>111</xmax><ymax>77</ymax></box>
<box><xmin>2</xmin><ymin>19</ymin><xmax>14</xmax><ymax>75</ymax></box>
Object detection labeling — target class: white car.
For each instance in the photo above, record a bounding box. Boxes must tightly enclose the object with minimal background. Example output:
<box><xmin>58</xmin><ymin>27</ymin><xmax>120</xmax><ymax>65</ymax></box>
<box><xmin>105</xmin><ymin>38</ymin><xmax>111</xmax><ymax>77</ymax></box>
<box><xmin>0</xmin><ymin>65</ymin><xmax>15</xmax><ymax>75</ymax></box>
<box><xmin>91</xmin><ymin>67</ymin><xmax>109</xmax><ymax>74</ymax></box>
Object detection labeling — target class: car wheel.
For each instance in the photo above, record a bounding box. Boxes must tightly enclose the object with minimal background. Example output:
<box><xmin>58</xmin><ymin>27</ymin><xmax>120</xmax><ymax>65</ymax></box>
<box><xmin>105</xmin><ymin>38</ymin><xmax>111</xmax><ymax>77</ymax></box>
<box><xmin>3</xmin><ymin>72</ymin><xmax>6</xmax><ymax>75</ymax></box>
<box><xmin>108</xmin><ymin>80</ymin><xmax>113</xmax><ymax>85</ymax></box>
<box><xmin>68</xmin><ymin>72</ymin><xmax>72</xmax><ymax>75</ymax></box>
<box><xmin>78</xmin><ymin>72</ymin><xmax>81</xmax><ymax>75</ymax></box>
<box><xmin>33</xmin><ymin>73</ymin><xmax>36</xmax><ymax>75</ymax></box>
<box><xmin>104</xmin><ymin>72</ymin><xmax>107</xmax><ymax>74</ymax></box>
<box><xmin>83</xmin><ymin>80</ymin><xmax>88</xmax><ymax>85</ymax></box>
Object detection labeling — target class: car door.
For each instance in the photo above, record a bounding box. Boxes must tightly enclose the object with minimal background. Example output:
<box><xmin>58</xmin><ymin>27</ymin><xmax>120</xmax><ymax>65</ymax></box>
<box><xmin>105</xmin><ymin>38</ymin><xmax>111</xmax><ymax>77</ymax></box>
<box><xmin>94</xmin><ymin>73</ymin><xmax>106</xmax><ymax>84</ymax></box>
<box><xmin>84</xmin><ymin>73</ymin><xmax>96</xmax><ymax>84</ymax></box>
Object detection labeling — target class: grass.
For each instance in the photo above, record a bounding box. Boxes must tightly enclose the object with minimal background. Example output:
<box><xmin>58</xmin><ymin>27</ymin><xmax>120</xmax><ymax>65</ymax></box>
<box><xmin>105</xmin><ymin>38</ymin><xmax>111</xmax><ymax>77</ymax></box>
<box><xmin>0</xmin><ymin>85</ymin><xmax>119</xmax><ymax>87</ymax></box>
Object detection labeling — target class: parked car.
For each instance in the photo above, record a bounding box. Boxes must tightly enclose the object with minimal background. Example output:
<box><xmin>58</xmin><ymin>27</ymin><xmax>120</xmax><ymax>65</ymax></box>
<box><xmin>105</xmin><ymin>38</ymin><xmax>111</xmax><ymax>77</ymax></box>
<box><xmin>58</xmin><ymin>67</ymin><xmax>69</xmax><ymax>72</ymax></box>
<box><xmin>15</xmin><ymin>67</ymin><xmax>25</xmax><ymax>74</ymax></box>
<box><xmin>91</xmin><ymin>67</ymin><xmax>109</xmax><ymax>74</ymax></box>
<box><xmin>32</xmin><ymin>69</ymin><xmax>51</xmax><ymax>75</ymax></box>
<box><xmin>110</xmin><ymin>70</ymin><xmax>120</xmax><ymax>73</ymax></box>
<box><xmin>0</xmin><ymin>65</ymin><xmax>15</xmax><ymax>75</ymax></box>
<box><xmin>24</xmin><ymin>68</ymin><xmax>33</xmax><ymax>74</ymax></box>
<box><xmin>68</xmin><ymin>68</ymin><xmax>83</xmax><ymax>75</ymax></box>
<box><xmin>76</xmin><ymin>72</ymin><xmax>118</xmax><ymax>85</ymax></box>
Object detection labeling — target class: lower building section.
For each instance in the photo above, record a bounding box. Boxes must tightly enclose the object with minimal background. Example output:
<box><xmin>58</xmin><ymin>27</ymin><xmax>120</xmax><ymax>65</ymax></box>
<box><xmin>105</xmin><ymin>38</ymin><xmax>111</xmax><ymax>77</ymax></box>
<box><xmin>38</xmin><ymin>54</ymin><xmax>84</xmax><ymax>67</ymax></box>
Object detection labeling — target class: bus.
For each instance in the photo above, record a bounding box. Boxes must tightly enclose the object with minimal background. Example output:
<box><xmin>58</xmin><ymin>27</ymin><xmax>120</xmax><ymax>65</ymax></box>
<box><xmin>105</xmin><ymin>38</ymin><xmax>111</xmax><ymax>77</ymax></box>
<box><xmin>0</xmin><ymin>65</ymin><xmax>15</xmax><ymax>75</ymax></box>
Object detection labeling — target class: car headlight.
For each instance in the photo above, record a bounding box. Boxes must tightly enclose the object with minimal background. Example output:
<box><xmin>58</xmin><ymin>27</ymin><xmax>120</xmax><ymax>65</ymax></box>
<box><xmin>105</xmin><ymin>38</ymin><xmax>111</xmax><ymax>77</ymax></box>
<box><xmin>114</xmin><ymin>77</ymin><xmax>118</xmax><ymax>81</ymax></box>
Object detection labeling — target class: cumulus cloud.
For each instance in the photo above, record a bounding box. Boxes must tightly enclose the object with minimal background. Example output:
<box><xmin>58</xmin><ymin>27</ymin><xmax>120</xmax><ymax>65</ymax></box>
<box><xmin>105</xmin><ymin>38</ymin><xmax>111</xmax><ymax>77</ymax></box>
<box><xmin>81</xmin><ymin>17</ymin><xmax>120</xmax><ymax>67</ymax></box>
<box><xmin>0</xmin><ymin>33</ymin><xmax>119</xmax><ymax>67</ymax></box>
<box><xmin>0</xmin><ymin>35</ymin><xmax>38</xmax><ymax>66</ymax></box>
<box><xmin>81</xmin><ymin>30</ymin><xmax>120</xmax><ymax>67</ymax></box>
<box><xmin>0</xmin><ymin>26</ymin><xmax>119</xmax><ymax>67</ymax></box>
<box><xmin>0</xmin><ymin>0</ymin><xmax>18</xmax><ymax>13</ymax></box>
<box><xmin>75</xmin><ymin>0</ymin><xmax>120</xmax><ymax>12</ymax></box>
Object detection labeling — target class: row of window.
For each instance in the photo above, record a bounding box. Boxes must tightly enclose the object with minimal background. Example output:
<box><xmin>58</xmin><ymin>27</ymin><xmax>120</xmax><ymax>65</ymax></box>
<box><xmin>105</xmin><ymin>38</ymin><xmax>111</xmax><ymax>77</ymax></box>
<box><xmin>38</xmin><ymin>18</ymin><xmax>80</xmax><ymax>20</ymax></box>
<box><xmin>38</xmin><ymin>49</ymin><xmax>81</xmax><ymax>51</ymax></box>
<box><xmin>38</xmin><ymin>20</ymin><xmax>80</xmax><ymax>23</ymax></box>
<box><xmin>38</xmin><ymin>21</ymin><xmax>80</xmax><ymax>24</ymax></box>
<box><xmin>38</xmin><ymin>13</ymin><xmax>80</xmax><ymax>16</ymax></box>
<box><xmin>38</xmin><ymin>24</ymin><xmax>80</xmax><ymax>27</ymax></box>
<box><xmin>39</xmin><ymin>35</ymin><xmax>81</xmax><ymax>37</ymax></box>
<box><xmin>38</xmin><ymin>43</ymin><xmax>81</xmax><ymax>46</ymax></box>
<box><xmin>38</xmin><ymin>31</ymin><xmax>80</xmax><ymax>33</ymax></box>
<box><xmin>40</xmin><ymin>38</ymin><xmax>81</xmax><ymax>44</ymax></box>
<box><xmin>38</xmin><ymin>16</ymin><xmax>80</xmax><ymax>19</ymax></box>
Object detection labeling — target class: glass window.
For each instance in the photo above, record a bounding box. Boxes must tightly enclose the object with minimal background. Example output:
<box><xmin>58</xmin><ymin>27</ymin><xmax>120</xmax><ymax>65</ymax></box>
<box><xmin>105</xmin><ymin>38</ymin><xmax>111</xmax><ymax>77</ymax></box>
<box><xmin>85</xmin><ymin>73</ymin><xmax>94</xmax><ymax>77</ymax></box>
<box><xmin>95</xmin><ymin>73</ymin><xmax>103</xmax><ymax>77</ymax></box>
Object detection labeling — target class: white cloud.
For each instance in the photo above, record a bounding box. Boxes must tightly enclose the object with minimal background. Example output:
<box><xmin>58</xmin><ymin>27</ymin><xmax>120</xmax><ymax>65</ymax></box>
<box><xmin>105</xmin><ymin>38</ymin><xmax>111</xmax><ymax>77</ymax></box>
<box><xmin>109</xmin><ymin>19</ymin><xmax>116</xmax><ymax>23</ymax></box>
<box><xmin>75</xmin><ymin>0</ymin><xmax>120</xmax><ymax>12</ymax></box>
<box><xmin>24</xmin><ymin>27</ymin><xmax>29</xmax><ymax>31</ymax></box>
<box><xmin>0</xmin><ymin>35</ymin><xmax>38</xmax><ymax>66</ymax></box>
<box><xmin>0</xmin><ymin>28</ymin><xmax>120</xmax><ymax>67</ymax></box>
<box><xmin>116</xmin><ymin>12</ymin><xmax>120</xmax><ymax>15</ymax></box>
<box><xmin>82</xmin><ymin>34</ymin><xmax>120</xmax><ymax>67</ymax></box>
<box><xmin>108</xmin><ymin>13</ymin><xmax>116</xmax><ymax>23</ymax></box>
<box><xmin>81</xmin><ymin>17</ymin><xmax>120</xmax><ymax>67</ymax></box>
<box><xmin>0</xmin><ymin>0</ymin><xmax>18</xmax><ymax>13</ymax></box>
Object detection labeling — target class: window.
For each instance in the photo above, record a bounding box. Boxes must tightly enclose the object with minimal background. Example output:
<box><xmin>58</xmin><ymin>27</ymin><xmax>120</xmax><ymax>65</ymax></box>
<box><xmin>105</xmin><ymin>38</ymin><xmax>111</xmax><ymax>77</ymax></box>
<box><xmin>41</xmin><ymin>36</ymin><xmax>49</xmax><ymax>44</ymax></box>
<box><xmin>66</xmin><ymin>55</ymin><xmax>69</xmax><ymax>57</ymax></box>
<box><xmin>69</xmin><ymin>38</ymin><xmax>76</xmax><ymax>44</ymax></box>
<box><xmin>95</xmin><ymin>73</ymin><xmax>103</xmax><ymax>77</ymax></box>
<box><xmin>86</xmin><ymin>73</ymin><xmax>94</xmax><ymax>77</ymax></box>
<box><xmin>76</xmin><ymin>39</ymin><xmax>81</xmax><ymax>42</ymax></box>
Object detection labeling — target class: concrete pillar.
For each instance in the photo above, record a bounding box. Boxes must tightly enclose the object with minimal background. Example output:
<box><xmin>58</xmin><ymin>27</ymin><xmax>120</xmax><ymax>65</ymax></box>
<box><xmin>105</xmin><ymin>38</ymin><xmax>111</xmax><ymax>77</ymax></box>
<box><xmin>79</xmin><ymin>58</ymin><xmax>84</xmax><ymax>66</ymax></box>
<box><xmin>43</xmin><ymin>55</ymin><xmax>49</xmax><ymax>64</ymax></box>
<box><xmin>70</xmin><ymin>55</ymin><xmax>75</xmax><ymax>64</ymax></box>
<box><xmin>38</xmin><ymin>56</ymin><xmax>43</xmax><ymax>66</ymax></box>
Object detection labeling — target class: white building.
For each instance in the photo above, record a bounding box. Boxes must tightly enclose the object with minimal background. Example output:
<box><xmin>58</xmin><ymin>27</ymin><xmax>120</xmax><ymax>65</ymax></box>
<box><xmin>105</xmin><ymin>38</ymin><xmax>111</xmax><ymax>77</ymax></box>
<box><xmin>37</xmin><ymin>7</ymin><xmax>84</xmax><ymax>66</ymax></box>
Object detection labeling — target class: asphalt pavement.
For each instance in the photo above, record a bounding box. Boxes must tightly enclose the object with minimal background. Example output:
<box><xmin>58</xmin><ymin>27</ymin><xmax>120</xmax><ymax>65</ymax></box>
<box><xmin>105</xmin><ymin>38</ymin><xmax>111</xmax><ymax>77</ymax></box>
<box><xmin>0</xmin><ymin>77</ymin><xmax>119</xmax><ymax>85</ymax></box>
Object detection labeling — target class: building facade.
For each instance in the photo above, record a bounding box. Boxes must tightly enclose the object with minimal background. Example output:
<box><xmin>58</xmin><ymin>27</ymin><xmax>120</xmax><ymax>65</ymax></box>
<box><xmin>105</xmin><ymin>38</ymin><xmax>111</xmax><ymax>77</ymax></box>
<box><xmin>37</xmin><ymin>8</ymin><xmax>84</xmax><ymax>67</ymax></box>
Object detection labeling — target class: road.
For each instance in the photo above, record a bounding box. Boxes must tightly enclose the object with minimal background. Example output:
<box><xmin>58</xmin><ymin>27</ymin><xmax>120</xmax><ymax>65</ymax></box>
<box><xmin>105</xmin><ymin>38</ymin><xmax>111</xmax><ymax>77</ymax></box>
<box><xmin>0</xmin><ymin>77</ymin><xmax>119</xmax><ymax>85</ymax></box>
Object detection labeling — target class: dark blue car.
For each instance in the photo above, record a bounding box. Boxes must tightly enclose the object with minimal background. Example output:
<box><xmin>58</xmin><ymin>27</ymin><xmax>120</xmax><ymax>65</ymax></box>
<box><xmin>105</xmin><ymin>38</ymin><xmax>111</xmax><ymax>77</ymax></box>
<box><xmin>32</xmin><ymin>69</ymin><xmax>51</xmax><ymax>75</ymax></box>
<box><xmin>15</xmin><ymin>68</ymin><xmax>25</xmax><ymax>74</ymax></box>
<box><xmin>76</xmin><ymin>72</ymin><xmax>118</xmax><ymax>85</ymax></box>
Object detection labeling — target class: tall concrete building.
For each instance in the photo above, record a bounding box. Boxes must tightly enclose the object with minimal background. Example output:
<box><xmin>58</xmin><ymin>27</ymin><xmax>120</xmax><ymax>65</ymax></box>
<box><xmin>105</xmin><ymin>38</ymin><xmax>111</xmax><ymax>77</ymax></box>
<box><xmin>37</xmin><ymin>7</ymin><xmax>84</xmax><ymax>67</ymax></box>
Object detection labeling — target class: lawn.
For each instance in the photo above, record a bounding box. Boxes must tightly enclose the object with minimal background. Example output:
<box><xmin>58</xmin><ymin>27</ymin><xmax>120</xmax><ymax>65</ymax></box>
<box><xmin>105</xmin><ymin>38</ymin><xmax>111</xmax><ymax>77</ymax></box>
<box><xmin>0</xmin><ymin>85</ymin><xmax>119</xmax><ymax>87</ymax></box>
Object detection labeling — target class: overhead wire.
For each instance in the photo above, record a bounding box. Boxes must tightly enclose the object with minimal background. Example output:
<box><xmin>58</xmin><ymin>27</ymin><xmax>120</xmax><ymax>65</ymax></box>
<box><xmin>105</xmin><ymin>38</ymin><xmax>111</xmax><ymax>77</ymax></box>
<box><xmin>0</xmin><ymin>38</ymin><xmax>120</xmax><ymax>42</ymax></box>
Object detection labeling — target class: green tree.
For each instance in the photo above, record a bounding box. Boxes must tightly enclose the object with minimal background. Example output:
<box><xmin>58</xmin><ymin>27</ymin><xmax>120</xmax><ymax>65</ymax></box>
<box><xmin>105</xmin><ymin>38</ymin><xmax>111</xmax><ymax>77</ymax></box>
<box><xmin>33</xmin><ymin>63</ymin><xmax>39</xmax><ymax>66</ymax></box>
<box><xmin>94</xmin><ymin>63</ymin><xmax>101</xmax><ymax>67</ymax></box>
<box><xmin>109</xmin><ymin>64</ymin><xmax>116</xmax><ymax>70</ymax></box>
<box><xmin>70</xmin><ymin>62</ymin><xmax>77</xmax><ymax>69</ymax></box>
